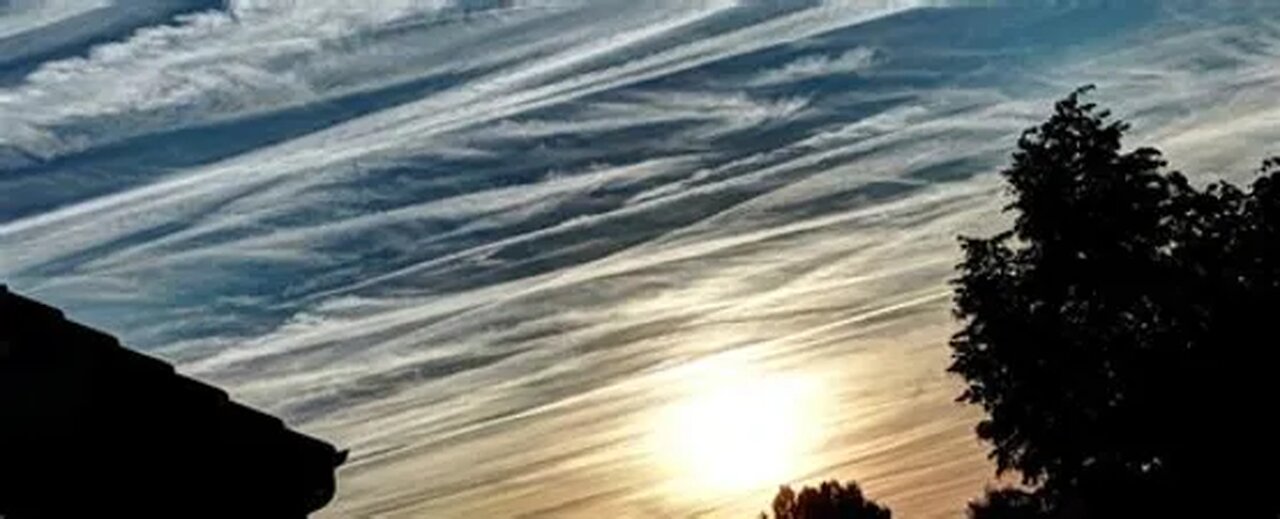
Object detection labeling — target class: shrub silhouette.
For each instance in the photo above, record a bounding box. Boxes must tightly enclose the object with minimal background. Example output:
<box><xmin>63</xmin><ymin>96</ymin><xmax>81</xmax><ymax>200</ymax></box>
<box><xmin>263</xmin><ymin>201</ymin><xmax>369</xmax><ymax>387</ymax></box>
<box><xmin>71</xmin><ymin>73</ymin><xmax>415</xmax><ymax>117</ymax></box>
<box><xmin>950</xmin><ymin>86</ymin><xmax>1280</xmax><ymax>517</ymax></box>
<box><xmin>764</xmin><ymin>480</ymin><xmax>891</xmax><ymax>519</ymax></box>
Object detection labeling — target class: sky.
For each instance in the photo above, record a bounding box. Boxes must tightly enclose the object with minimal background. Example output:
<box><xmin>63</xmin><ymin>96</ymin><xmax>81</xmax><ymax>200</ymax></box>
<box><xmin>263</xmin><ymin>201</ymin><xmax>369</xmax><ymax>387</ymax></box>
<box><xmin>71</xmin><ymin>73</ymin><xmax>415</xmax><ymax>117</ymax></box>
<box><xmin>3</xmin><ymin>1</ymin><xmax>1279</xmax><ymax>517</ymax></box>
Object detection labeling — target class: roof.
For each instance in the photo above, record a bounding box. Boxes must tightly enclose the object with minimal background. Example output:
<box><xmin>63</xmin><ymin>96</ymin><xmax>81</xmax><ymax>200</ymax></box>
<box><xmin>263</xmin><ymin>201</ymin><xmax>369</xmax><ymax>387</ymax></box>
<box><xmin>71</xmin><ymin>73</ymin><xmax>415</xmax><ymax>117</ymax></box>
<box><xmin>0</xmin><ymin>285</ymin><xmax>345</xmax><ymax>518</ymax></box>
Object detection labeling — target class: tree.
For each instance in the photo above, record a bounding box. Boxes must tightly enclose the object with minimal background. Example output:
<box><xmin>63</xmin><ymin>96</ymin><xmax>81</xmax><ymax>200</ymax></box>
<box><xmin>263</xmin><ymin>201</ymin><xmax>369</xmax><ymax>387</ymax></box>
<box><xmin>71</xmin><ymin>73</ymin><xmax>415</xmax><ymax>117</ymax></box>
<box><xmin>950</xmin><ymin>86</ymin><xmax>1280</xmax><ymax>517</ymax></box>
<box><xmin>764</xmin><ymin>480</ymin><xmax>891</xmax><ymax>519</ymax></box>
<box><xmin>966</xmin><ymin>488</ymin><xmax>1052</xmax><ymax>519</ymax></box>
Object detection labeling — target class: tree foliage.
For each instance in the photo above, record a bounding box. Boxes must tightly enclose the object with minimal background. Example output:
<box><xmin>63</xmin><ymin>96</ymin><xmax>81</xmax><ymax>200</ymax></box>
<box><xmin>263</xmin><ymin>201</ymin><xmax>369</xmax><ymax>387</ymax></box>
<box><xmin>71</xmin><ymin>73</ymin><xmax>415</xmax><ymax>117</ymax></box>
<box><xmin>950</xmin><ymin>86</ymin><xmax>1280</xmax><ymax>517</ymax></box>
<box><xmin>765</xmin><ymin>480</ymin><xmax>891</xmax><ymax>519</ymax></box>
<box><xmin>966</xmin><ymin>488</ymin><xmax>1051</xmax><ymax>519</ymax></box>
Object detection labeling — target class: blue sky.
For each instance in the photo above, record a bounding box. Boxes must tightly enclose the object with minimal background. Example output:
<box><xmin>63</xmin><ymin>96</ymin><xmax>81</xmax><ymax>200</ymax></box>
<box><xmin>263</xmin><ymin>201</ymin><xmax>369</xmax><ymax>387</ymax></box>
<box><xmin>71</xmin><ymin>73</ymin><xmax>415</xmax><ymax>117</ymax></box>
<box><xmin>3</xmin><ymin>1</ymin><xmax>1279</xmax><ymax>517</ymax></box>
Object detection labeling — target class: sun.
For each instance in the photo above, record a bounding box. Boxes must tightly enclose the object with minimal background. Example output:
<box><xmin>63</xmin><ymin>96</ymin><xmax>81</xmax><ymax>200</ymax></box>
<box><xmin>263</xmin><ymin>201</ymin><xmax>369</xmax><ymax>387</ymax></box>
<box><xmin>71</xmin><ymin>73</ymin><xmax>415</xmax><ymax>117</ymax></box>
<box><xmin>650</xmin><ymin>359</ymin><xmax>824</xmax><ymax>493</ymax></box>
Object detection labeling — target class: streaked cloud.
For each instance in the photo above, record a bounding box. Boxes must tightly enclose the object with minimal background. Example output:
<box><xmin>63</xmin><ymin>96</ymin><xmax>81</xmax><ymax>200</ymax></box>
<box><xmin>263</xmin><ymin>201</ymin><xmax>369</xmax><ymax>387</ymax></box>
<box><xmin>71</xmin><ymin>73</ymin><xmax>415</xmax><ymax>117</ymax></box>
<box><xmin>4</xmin><ymin>2</ymin><xmax>1280</xmax><ymax>518</ymax></box>
<box><xmin>751</xmin><ymin>47</ymin><xmax>877</xmax><ymax>86</ymax></box>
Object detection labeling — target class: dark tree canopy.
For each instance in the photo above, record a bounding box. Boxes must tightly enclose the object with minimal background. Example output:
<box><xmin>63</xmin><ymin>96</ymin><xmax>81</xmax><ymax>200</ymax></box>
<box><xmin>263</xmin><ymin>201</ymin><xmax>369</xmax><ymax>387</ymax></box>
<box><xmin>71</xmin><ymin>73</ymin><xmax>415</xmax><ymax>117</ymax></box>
<box><xmin>966</xmin><ymin>488</ymin><xmax>1051</xmax><ymax>519</ymax></box>
<box><xmin>765</xmin><ymin>480</ymin><xmax>891</xmax><ymax>519</ymax></box>
<box><xmin>950</xmin><ymin>86</ymin><xmax>1280</xmax><ymax>517</ymax></box>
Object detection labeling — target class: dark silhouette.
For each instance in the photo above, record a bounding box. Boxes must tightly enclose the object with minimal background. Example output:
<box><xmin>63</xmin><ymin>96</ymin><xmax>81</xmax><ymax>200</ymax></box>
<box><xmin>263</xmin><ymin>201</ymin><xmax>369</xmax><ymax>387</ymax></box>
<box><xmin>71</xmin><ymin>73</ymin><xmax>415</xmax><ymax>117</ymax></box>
<box><xmin>764</xmin><ymin>480</ymin><xmax>891</xmax><ymax>519</ymax></box>
<box><xmin>950</xmin><ymin>87</ymin><xmax>1280</xmax><ymax>517</ymax></box>
<box><xmin>0</xmin><ymin>285</ymin><xmax>345</xmax><ymax>518</ymax></box>
<box><xmin>966</xmin><ymin>489</ymin><xmax>1053</xmax><ymax>519</ymax></box>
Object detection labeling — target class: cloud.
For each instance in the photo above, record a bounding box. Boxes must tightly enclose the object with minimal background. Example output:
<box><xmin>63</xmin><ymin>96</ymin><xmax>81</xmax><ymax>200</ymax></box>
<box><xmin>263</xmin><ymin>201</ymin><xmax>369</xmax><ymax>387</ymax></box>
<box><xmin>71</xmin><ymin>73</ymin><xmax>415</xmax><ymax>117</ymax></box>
<box><xmin>7</xmin><ymin>2</ymin><xmax>1280</xmax><ymax>519</ymax></box>
<box><xmin>751</xmin><ymin>47</ymin><xmax>878</xmax><ymax>86</ymax></box>
<box><xmin>0</xmin><ymin>0</ymin><xmax>594</xmax><ymax>161</ymax></box>
<box><xmin>0</xmin><ymin>0</ymin><xmax>113</xmax><ymax>39</ymax></box>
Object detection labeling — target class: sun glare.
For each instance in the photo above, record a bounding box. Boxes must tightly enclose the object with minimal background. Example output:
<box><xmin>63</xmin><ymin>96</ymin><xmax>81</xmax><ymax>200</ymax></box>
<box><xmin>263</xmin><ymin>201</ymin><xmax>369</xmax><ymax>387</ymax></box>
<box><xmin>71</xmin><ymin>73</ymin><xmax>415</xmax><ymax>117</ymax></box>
<box><xmin>651</xmin><ymin>358</ymin><xmax>825</xmax><ymax>493</ymax></box>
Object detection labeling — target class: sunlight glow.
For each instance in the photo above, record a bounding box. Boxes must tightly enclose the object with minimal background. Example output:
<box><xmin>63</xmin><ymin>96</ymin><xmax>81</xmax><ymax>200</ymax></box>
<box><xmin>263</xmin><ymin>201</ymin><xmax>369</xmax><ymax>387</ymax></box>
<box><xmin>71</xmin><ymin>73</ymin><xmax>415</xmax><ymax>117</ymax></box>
<box><xmin>651</xmin><ymin>356</ymin><xmax>825</xmax><ymax>493</ymax></box>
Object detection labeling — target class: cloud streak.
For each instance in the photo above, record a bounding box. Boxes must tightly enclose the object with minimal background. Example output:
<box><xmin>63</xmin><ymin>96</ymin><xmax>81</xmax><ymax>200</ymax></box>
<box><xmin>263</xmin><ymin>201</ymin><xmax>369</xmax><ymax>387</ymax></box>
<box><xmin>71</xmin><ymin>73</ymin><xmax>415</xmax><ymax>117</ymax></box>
<box><xmin>5</xmin><ymin>2</ymin><xmax>1280</xmax><ymax>517</ymax></box>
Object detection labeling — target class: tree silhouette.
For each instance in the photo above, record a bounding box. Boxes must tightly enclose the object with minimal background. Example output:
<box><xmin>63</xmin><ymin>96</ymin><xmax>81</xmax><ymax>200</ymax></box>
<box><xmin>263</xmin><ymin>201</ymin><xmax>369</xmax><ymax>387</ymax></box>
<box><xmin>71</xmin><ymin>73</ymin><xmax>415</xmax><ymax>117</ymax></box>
<box><xmin>950</xmin><ymin>86</ymin><xmax>1280</xmax><ymax>517</ymax></box>
<box><xmin>764</xmin><ymin>480</ymin><xmax>891</xmax><ymax>519</ymax></box>
<box><xmin>966</xmin><ymin>488</ymin><xmax>1051</xmax><ymax>519</ymax></box>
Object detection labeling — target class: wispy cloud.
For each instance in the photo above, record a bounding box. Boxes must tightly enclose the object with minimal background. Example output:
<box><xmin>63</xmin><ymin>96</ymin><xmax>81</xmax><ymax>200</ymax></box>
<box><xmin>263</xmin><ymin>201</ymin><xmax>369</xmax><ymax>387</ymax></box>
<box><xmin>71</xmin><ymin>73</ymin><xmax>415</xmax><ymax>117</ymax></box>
<box><xmin>5</xmin><ymin>2</ymin><xmax>1280</xmax><ymax>518</ymax></box>
<box><xmin>751</xmin><ymin>47</ymin><xmax>878</xmax><ymax>86</ymax></box>
<box><xmin>0</xmin><ymin>0</ymin><xmax>112</xmax><ymax>39</ymax></box>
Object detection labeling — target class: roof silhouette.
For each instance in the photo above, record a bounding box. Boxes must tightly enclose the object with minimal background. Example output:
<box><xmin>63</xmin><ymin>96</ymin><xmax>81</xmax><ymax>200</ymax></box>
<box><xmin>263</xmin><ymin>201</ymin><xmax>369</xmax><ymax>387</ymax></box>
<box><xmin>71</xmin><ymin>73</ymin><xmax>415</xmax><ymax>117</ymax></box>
<box><xmin>0</xmin><ymin>285</ymin><xmax>345</xmax><ymax>518</ymax></box>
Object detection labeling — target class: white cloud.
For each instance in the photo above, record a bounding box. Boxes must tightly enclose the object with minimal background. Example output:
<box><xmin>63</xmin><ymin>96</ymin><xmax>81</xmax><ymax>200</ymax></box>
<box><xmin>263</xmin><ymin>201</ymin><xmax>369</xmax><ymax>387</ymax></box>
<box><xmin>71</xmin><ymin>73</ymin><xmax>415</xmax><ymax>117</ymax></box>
<box><xmin>8</xmin><ymin>3</ymin><xmax>1280</xmax><ymax>519</ymax></box>
<box><xmin>0</xmin><ymin>0</ymin><xmax>113</xmax><ymax>39</ymax></box>
<box><xmin>751</xmin><ymin>47</ymin><xmax>878</xmax><ymax>86</ymax></box>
